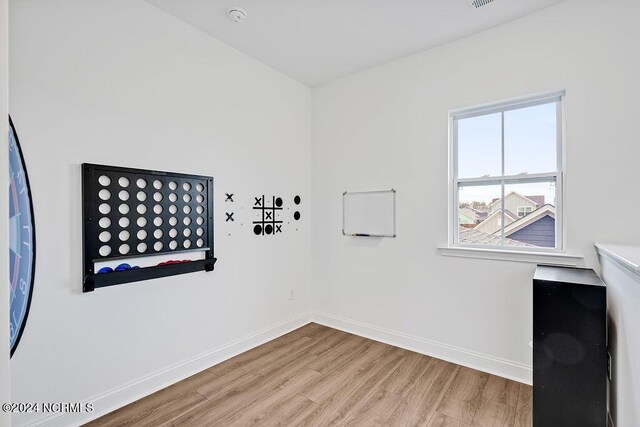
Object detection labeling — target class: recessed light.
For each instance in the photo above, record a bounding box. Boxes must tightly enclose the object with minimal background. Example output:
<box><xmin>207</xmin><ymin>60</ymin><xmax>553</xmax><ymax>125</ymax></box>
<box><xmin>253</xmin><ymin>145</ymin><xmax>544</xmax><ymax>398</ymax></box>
<box><xmin>228</xmin><ymin>8</ymin><xmax>247</xmax><ymax>23</ymax></box>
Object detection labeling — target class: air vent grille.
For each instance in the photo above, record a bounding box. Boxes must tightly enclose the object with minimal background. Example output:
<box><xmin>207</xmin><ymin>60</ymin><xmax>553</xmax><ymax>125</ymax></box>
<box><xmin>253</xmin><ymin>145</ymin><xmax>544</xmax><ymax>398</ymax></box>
<box><xmin>467</xmin><ymin>0</ymin><xmax>495</xmax><ymax>8</ymax></box>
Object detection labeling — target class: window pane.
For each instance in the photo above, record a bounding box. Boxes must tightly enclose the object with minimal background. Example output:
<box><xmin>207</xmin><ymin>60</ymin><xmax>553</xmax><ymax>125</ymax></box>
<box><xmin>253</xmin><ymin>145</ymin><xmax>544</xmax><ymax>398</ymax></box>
<box><xmin>457</xmin><ymin>113</ymin><xmax>501</xmax><ymax>178</ymax></box>
<box><xmin>502</xmin><ymin>181</ymin><xmax>557</xmax><ymax>248</ymax></box>
<box><xmin>504</xmin><ymin>102</ymin><xmax>557</xmax><ymax>176</ymax></box>
<box><xmin>458</xmin><ymin>184</ymin><xmax>502</xmax><ymax>245</ymax></box>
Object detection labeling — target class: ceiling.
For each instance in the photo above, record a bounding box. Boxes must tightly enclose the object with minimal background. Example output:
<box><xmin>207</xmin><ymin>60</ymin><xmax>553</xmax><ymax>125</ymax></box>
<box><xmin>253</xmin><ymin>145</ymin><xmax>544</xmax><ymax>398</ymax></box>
<box><xmin>146</xmin><ymin>0</ymin><xmax>566</xmax><ymax>87</ymax></box>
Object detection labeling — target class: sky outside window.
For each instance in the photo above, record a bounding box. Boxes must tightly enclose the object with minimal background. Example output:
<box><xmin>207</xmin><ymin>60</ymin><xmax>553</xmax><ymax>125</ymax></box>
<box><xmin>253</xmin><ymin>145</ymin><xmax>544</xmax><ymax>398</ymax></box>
<box><xmin>504</xmin><ymin>102</ymin><xmax>557</xmax><ymax>176</ymax></box>
<box><xmin>457</xmin><ymin>101</ymin><xmax>558</xmax><ymax>204</ymax></box>
<box><xmin>457</xmin><ymin>102</ymin><xmax>557</xmax><ymax>179</ymax></box>
<box><xmin>457</xmin><ymin>112</ymin><xmax>501</xmax><ymax>179</ymax></box>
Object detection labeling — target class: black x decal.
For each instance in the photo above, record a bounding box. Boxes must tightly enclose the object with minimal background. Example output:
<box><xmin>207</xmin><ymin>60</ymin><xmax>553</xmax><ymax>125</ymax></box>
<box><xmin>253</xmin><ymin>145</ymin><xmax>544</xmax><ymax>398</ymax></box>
<box><xmin>265</xmin><ymin>211</ymin><xmax>272</xmax><ymax>219</ymax></box>
<box><xmin>225</xmin><ymin>193</ymin><xmax>234</xmax><ymax>202</ymax></box>
<box><xmin>275</xmin><ymin>225</ymin><xmax>282</xmax><ymax>233</ymax></box>
<box><xmin>254</xmin><ymin>197</ymin><xmax>262</xmax><ymax>206</ymax></box>
<box><xmin>225</xmin><ymin>212</ymin><xmax>234</xmax><ymax>222</ymax></box>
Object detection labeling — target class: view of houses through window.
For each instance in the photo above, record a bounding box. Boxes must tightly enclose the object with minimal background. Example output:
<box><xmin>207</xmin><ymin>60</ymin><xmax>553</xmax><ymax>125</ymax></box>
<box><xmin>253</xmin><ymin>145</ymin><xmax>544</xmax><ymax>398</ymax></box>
<box><xmin>452</xmin><ymin>94</ymin><xmax>563</xmax><ymax>249</ymax></box>
<box><xmin>517</xmin><ymin>206</ymin><xmax>533</xmax><ymax>217</ymax></box>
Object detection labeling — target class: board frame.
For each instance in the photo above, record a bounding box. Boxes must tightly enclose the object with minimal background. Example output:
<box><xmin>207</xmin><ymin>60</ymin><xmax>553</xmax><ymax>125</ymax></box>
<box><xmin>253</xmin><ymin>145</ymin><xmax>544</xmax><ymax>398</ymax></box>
<box><xmin>342</xmin><ymin>189</ymin><xmax>396</xmax><ymax>238</ymax></box>
<box><xmin>82</xmin><ymin>163</ymin><xmax>216</xmax><ymax>292</ymax></box>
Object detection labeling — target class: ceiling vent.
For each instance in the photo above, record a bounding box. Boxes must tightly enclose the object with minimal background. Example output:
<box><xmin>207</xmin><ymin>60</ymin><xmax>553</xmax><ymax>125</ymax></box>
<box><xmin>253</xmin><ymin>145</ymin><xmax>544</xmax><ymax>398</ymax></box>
<box><xmin>467</xmin><ymin>0</ymin><xmax>495</xmax><ymax>8</ymax></box>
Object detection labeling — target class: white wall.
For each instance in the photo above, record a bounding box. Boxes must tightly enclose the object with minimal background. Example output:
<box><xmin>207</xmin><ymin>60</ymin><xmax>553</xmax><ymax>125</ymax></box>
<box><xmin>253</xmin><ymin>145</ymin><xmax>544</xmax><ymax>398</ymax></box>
<box><xmin>599</xmin><ymin>252</ymin><xmax>640</xmax><ymax>427</ymax></box>
<box><xmin>311</xmin><ymin>0</ymin><xmax>640</xmax><ymax>384</ymax></box>
<box><xmin>0</xmin><ymin>0</ymin><xmax>11</xmax><ymax>424</ymax></box>
<box><xmin>9</xmin><ymin>0</ymin><xmax>311</xmax><ymax>425</ymax></box>
<box><xmin>9</xmin><ymin>0</ymin><xmax>640</xmax><ymax>425</ymax></box>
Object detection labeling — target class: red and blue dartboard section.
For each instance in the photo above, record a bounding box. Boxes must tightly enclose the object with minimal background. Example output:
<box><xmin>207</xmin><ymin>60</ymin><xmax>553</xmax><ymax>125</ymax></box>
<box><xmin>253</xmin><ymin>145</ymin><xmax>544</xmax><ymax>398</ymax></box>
<box><xmin>8</xmin><ymin>116</ymin><xmax>36</xmax><ymax>357</ymax></box>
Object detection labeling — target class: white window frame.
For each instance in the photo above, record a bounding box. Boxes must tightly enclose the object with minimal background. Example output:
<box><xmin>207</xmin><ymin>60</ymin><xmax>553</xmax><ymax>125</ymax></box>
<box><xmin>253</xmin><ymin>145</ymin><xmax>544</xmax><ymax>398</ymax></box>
<box><xmin>447</xmin><ymin>91</ymin><xmax>567</xmax><ymax>256</ymax></box>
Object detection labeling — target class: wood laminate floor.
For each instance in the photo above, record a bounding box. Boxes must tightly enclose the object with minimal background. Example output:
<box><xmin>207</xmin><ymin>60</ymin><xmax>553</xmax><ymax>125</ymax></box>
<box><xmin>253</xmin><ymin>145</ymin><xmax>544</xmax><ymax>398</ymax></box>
<box><xmin>87</xmin><ymin>323</ymin><xmax>532</xmax><ymax>427</ymax></box>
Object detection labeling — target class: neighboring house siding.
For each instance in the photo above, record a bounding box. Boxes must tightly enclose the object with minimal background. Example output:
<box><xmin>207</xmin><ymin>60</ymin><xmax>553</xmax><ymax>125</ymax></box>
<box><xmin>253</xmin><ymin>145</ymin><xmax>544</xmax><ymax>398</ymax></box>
<box><xmin>460</xmin><ymin>213</ymin><xmax>476</xmax><ymax>225</ymax></box>
<box><xmin>474</xmin><ymin>210</ymin><xmax>517</xmax><ymax>234</ymax></box>
<box><xmin>459</xmin><ymin>208</ymin><xmax>477</xmax><ymax>225</ymax></box>
<box><xmin>490</xmin><ymin>193</ymin><xmax>538</xmax><ymax>215</ymax></box>
<box><xmin>474</xmin><ymin>213</ymin><xmax>502</xmax><ymax>234</ymax></box>
<box><xmin>507</xmin><ymin>215</ymin><xmax>555</xmax><ymax>247</ymax></box>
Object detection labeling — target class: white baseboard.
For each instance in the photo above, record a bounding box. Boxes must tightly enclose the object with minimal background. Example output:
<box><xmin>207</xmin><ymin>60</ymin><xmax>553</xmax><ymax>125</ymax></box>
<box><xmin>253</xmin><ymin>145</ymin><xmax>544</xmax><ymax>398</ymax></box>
<box><xmin>30</xmin><ymin>311</ymin><xmax>312</xmax><ymax>427</ymax></box>
<box><xmin>311</xmin><ymin>311</ymin><xmax>532</xmax><ymax>385</ymax></box>
<box><xmin>30</xmin><ymin>309</ymin><xmax>532</xmax><ymax>426</ymax></box>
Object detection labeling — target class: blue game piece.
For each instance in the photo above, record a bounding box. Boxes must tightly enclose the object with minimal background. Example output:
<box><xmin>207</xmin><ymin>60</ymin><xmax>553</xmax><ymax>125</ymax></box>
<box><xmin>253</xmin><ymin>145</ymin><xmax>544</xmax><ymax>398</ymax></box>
<box><xmin>115</xmin><ymin>263</ymin><xmax>132</xmax><ymax>272</ymax></box>
<box><xmin>131</xmin><ymin>266</ymin><xmax>141</xmax><ymax>270</ymax></box>
<box><xmin>97</xmin><ymin>267</ymin><xmax>113</xmax><ymax>274</ymax></box>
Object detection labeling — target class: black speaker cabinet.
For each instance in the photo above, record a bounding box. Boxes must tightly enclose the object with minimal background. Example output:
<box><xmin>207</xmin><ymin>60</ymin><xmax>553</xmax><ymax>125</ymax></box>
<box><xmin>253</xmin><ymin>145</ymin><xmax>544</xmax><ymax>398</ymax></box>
<box><xmin>533</xmin><ymin>265</ymin><xmax>607</xmax><ymax>427</ymax></box>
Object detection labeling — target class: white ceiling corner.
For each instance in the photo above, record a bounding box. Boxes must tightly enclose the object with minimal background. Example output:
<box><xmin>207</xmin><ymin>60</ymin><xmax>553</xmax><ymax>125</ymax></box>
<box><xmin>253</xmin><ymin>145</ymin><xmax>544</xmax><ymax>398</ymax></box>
<box><xmin>145</xmin><ymin>0</ymin><xmax>567</xmax><ymax>87</ymax></box>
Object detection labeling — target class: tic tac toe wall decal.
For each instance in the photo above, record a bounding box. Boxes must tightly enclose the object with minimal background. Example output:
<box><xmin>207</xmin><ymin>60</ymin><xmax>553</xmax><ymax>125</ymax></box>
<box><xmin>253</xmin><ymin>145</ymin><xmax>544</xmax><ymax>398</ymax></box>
<box><xmin>253</xmin><ymin>195</ymin><xmax>285</xmax><ymax>235</ymax></box>
<box><xmin>224</xmin><ymin>191</ymin><xmax>235</xmax><ymax>223</ymax></box>
<box><xmin>251</xmin><ymin>194</ymin><xmax>303</xmax><ymax>235</ymax></box>
<box><xmin>8</xmin><ymin>116</ymin><xmax>36</xmax><ymax>358</ymax></box>
<box><xmin>293</xmin><ymin>195</ymin><xmax>302</xmax><ymax>222</ymax></box>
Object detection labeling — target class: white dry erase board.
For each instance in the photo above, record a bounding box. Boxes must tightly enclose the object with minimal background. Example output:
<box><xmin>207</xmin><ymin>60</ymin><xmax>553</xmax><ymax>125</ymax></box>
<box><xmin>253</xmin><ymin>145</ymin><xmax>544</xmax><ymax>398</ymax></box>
<box><xmin>342</xmin><ymin>189</ymin><xmax>396</xmax><ymax>237</ymax></box>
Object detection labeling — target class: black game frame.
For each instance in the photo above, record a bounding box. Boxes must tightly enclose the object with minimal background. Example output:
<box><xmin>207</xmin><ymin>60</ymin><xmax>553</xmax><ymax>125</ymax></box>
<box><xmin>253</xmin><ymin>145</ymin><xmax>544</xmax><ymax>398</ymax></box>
<box><xmin>82</xmin><ymin>163</ymin><xmax>216</xmax><ymax>292</ymax></box>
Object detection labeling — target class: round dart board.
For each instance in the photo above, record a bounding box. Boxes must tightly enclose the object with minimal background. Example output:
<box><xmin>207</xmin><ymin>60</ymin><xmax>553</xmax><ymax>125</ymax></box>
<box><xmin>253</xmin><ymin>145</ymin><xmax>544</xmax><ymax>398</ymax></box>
<box><xmin>8</xmin><ymin>116</ymin><xmax>35</xmax><ymax>357</ymax></box>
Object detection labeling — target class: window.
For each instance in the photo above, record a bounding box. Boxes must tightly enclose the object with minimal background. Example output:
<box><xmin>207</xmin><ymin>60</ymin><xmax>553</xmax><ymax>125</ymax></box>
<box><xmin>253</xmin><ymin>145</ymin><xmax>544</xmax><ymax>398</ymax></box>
<box><xmin>517</xmin><ymin>206</ymin><xmax>533</xmax><ymax>217</ymax></box>
<box><xmin>450</xmin><ymin>92</ymin><xmax>564</xmax><ymax>251</ymax></box>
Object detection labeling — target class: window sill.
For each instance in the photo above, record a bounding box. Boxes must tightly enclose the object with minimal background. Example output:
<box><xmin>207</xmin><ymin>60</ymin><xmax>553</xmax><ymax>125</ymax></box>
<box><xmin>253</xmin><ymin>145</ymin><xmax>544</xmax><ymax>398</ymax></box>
<box><xmin>438</xmin><ymin>246</ymin><xmax>583</xmax><ymax>266</ymax></box>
